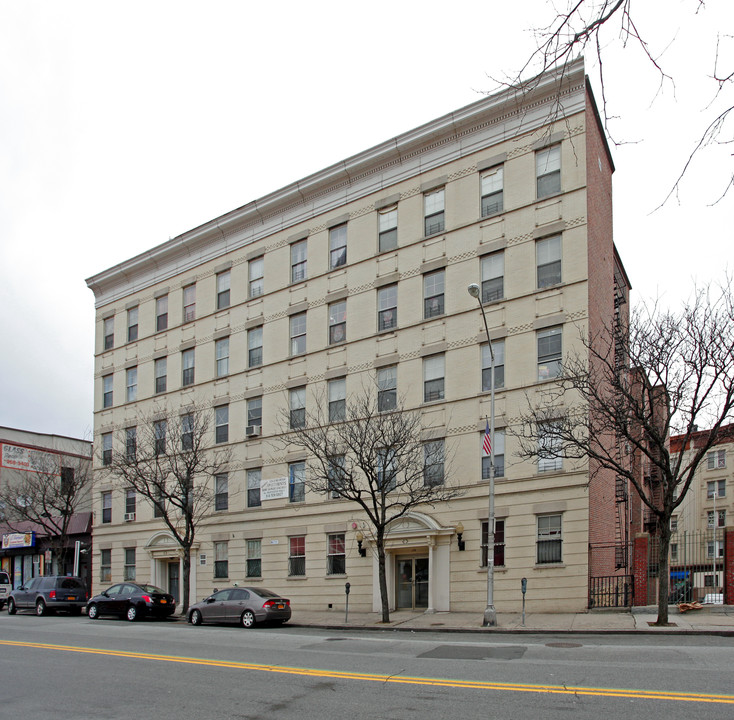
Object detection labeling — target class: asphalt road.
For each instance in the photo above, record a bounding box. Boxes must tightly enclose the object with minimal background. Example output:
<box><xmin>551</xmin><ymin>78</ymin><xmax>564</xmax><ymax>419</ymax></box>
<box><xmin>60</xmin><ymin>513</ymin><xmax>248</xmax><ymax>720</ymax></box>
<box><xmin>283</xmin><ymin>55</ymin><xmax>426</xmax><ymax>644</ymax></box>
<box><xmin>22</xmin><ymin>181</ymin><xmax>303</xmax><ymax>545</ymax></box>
<box><xmin>1</xmin><ymin>612</ymin><xmax>733</xmax><ymax>719</ymax></box>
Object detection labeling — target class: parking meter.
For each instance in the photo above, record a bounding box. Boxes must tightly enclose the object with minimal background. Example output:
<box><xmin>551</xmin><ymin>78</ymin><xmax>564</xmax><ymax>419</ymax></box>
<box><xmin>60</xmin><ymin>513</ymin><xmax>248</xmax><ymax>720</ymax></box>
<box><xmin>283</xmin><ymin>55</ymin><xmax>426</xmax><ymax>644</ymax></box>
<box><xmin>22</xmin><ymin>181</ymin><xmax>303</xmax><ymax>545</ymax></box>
<box><xmin>521</xmin><ymin>577</ymin><xmax>527</xmax><ymax>626</ymax></box>
<box><xmin>344</xmin><ymin>582</ymin><xmax>351</xmax><ymax>623</ymax></box>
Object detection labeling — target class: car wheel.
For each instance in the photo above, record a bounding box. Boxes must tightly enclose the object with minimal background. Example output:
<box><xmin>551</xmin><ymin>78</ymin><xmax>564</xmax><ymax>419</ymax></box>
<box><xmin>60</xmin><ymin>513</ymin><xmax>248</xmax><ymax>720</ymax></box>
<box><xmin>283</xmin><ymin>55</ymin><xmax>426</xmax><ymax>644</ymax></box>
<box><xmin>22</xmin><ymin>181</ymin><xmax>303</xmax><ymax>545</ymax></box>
<box><xmin>87</xmin><ymin>603</ymin><xmax>99</xmax><ymax>620</ymax></box>
<box><xmin>126</xmin><ymin>605</ymin><xmax>138</xmax><ymax>622</ymax></box>
<box><xmin>36</xmin><ymin>599</ymin><xmax>46</xmax><ymax>616</ymax></box>
<box><xmin>240</xmin><ymin>610</ymin><xmax>256</xmax><ymax>628</ymax></box>
<box><xmin>190</xmin><ymin>609</ymin><xmax>202</xmax><ymax>626</ymax></box>
<box><xmin>7</xmin><ymin>598</ymin><xmax>16</xmax><ymax>615</ymax></box>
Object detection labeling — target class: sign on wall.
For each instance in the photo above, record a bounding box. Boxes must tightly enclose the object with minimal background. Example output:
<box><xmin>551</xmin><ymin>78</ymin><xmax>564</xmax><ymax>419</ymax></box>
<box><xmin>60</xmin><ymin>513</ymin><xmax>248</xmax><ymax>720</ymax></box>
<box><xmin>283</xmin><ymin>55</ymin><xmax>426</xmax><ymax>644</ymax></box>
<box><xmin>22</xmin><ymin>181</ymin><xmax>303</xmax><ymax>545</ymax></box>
<box><xmin>2</xmin><ymin>532</ymin><xmax>36</xmax><ymax>549</ymax></box>
<box><xmin>260</xmin><ymin>477</ymin><xmax>288</xmax><ymax>501</ymax></box>
<box><xmin>0</xmin><ymin>443</ymin><xmax>59</xmax><ymax>475</ymax></box>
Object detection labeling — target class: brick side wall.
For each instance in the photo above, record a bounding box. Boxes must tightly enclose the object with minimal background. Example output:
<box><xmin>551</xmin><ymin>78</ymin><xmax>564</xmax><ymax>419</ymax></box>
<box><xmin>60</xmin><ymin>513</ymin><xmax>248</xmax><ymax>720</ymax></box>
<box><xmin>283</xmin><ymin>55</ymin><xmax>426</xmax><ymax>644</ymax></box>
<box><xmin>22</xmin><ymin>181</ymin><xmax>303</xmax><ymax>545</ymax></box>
<box><xmin>633</xmin><ymin>533</ymin><xmax>649</xmax><ymax>606</ymax></box>
<box><xmin>585</xmin><ymin>83</ymin><xmax>621</xmax><ymax>574</ymax></box>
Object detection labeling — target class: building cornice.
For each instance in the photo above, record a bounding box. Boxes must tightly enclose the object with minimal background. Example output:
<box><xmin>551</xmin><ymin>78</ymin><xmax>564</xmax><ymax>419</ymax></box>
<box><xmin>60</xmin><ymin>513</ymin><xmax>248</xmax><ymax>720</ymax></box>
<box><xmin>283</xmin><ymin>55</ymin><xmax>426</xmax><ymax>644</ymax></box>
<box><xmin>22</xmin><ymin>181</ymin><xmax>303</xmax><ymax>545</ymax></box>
<box><xmin>86</xmin><ymin>59</ymin><xmax>587</xmax><ymax>307</ymax></box>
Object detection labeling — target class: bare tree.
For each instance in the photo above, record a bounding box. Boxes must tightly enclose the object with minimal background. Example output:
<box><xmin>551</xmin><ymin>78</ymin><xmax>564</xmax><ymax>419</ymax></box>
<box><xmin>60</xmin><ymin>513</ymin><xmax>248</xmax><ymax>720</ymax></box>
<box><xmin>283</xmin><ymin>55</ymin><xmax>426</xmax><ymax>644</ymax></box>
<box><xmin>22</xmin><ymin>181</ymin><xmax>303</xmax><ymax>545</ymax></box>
<box><xmin>515</xmin><ymin>281</ymin><xmax>734</xmax><ymax>624</ymax></box>
<box><xmin>103</xmin><ymin>405</ymin><xmax>230</xmax><ymax>615</ymax></box>
<box><xmin>0</xmin><ymin>450</ymin><xmax>93</xmax><ymax>574</ymax></box>
<box><xmin>281</xmin><ymin>386</ymin><xmax>461</xmax><ymax>623</ymax></box>
<box><xmin>507</xmin><ymin>1</ymin><xmax>733</xmax><ymax>202</ymax></box>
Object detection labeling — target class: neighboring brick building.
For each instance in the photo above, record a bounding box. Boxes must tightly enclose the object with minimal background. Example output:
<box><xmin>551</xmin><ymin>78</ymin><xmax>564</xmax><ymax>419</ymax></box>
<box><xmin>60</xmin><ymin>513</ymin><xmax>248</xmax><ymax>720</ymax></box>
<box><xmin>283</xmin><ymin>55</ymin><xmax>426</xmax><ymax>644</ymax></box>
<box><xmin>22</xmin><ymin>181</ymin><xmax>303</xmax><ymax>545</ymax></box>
<box><xmin>86</xmin><ymin>57</ymin><xmax>631</xmax><ymax>613</ymax></box>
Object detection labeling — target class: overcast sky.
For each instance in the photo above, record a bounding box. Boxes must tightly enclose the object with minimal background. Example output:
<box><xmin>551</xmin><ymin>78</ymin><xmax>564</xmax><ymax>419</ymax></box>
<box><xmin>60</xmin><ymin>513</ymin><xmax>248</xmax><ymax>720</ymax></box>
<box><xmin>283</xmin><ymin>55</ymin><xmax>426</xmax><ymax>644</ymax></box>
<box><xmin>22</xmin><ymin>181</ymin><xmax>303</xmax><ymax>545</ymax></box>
<box><xmin>1</xmin><ymin>1</ymin><xmax>731</xmax><ymax>440</ymax></box>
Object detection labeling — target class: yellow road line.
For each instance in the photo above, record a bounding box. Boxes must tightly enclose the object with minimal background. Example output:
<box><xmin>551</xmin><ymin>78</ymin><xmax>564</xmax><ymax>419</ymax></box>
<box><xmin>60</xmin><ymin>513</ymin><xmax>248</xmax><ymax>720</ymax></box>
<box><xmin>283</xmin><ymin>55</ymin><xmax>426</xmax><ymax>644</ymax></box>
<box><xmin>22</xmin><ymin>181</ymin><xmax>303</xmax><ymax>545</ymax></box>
<box><xmin>2</xmin><ymin>639</ymin><xmax>733</xmax><ymax>705</ymax></box>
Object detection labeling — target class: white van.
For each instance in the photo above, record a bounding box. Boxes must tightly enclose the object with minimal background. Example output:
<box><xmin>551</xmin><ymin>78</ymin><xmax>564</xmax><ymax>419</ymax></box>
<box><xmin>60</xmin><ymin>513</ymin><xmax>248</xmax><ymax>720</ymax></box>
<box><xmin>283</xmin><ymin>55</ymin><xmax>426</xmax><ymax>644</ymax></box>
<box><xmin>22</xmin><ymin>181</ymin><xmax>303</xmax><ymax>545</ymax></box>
<box><xmin>0</xmin><ymin>571</ymin><xmax>11</xmax><ymax>610</ymax></box>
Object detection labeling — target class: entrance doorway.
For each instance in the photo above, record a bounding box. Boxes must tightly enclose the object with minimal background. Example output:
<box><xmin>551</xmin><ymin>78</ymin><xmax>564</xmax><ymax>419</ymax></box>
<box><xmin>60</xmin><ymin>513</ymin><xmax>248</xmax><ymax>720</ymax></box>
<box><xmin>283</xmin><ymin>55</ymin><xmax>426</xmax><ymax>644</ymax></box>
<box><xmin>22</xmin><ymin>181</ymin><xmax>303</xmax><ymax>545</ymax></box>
<box><xmin>167</xmin><ymin>561</ymin><xmax>180</xmax><ymax>603</ymax></box>
<box><xmin>396</xmin><ymin>556</ymin><xmax>428</xmax><ymax>609</ymax></box>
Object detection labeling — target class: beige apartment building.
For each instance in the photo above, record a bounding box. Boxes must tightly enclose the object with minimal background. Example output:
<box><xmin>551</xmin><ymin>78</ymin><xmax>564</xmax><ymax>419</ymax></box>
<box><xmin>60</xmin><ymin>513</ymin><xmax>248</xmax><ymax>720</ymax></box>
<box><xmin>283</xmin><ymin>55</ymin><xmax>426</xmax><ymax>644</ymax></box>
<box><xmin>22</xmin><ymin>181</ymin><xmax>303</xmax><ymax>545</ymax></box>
<box><xmin>86</xmin><ymin>58</ymin><xmax>631</xmax><ymax>615</ymax></box>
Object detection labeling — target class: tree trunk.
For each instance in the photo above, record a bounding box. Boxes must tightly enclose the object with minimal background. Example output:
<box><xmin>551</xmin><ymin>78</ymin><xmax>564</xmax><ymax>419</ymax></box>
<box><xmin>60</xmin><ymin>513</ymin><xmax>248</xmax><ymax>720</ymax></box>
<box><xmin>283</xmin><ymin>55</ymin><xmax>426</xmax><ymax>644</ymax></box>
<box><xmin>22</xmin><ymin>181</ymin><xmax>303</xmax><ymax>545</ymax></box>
<box><xmin>377</xmin><ymin>530</ymin><xmax>390</xmax><ymax>623</ymax></box>
<box><xmin>182</xmin><ymin>546</ymin><xmax>191</xmax><ymax>615</ymax></box>
<box><xmin>655</xmin><ymin>521</ymin><xmax>671</xmax><ymax>625</ymax></box>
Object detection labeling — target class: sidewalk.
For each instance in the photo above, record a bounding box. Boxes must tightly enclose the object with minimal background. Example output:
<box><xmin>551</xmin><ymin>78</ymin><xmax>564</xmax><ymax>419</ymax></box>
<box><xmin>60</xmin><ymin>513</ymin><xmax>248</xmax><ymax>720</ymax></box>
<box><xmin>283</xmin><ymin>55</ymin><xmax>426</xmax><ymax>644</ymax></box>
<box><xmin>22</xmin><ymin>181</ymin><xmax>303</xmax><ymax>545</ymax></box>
<box><xmin>285</xmin><ymin>605</ymin><xmax>734</xmax><ymax>635</ymax></box>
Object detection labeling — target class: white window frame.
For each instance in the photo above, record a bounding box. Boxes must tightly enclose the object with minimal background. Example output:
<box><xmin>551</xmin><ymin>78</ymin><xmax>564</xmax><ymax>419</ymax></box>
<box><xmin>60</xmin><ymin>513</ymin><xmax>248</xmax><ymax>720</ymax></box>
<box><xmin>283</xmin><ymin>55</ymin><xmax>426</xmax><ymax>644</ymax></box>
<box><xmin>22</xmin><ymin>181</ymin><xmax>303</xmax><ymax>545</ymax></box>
<box><xmin>156</xmin><ymin>295</ymin><xmax>168</xmax><ymax>332</ymax></box>
<box><xmin>329</xmin><ymin>224</ymin><xmax>347</xmax><ymax>269</ymax></box>
<box><xmin>215</xmin><ymin>405</ymin><xmax>229</xmax><ymax>444</ymax></box>
<box><xmin>536</xmin><ymin>145</ymin><xmax>561</xmax><ymax>198</ymax></box>
<box><xmin>481</xmin><ymin>166</ymin><xmax>503</xmax><ymax>216</ymax></box>
<box><xmin>183</xmin><ymin>284</ymin><xmax>196</xmax><ymax>322</ymax></box>
<box><xmin>537</xmin><ymin>514</ymin><xmax>562</xmax><ymax>564</ymax></box>
<box><xmin>537</xmin><ymin>326</ymin><xmax>562</xmax><ymax>381</ymax></box>
<box><xmin>481</xmin><ymin>339</ymin><xmax>505</xmax><ymax>391</ymax></box>
<box><xmin>216</xmin><ymin>270</ymin><xmax>231</xmax><ymax>310</ymax></box>
<box><xmin>377</xmin><ymin>285</ymin><xmax>397</xmax><ymax>331</ymax></box>
<box><xmin>537</xmin><ymin>235</ymin><xmax>562</xmax><ymax>288</ymax></box>
<box><xmin>291</xmin><ymin>240</ymin><xmax>307</xmax><ymax>283</ymax></box>
<box><xmin>154</xmin><ymin>357</ymin><xmax>167</xmax><ymax>394</ymax></box>
<box><xmin>424</xmin><ymin>188</ymin><xmax>445</xmax><ymax>236</ymax></box>
<box><xmin>378</xmin><ymin>206</ymin><xmax>398</xmax><ymax>251</ymax></box>
<box><xmin>423</xmin><ymin>354</ymin><xmax>445</xmax><ymax>402</ymax></box>
<box><xmin>125</xmin><ymin>367</ymin><xmax>137</xmax><ymax>403</ymax></box>
<box><xmin>538</xmin><ymin>421</ymin><xmax>563</xmax><ymax>473</ymax></box>
<box><xmin>127</xmin><ymin>306</ymin><xmax>138</xmax><ymax>343</ymax></box>
<box><xmin>215</xmin><ymin>473</ymin><xmax>229</xmax><ymax>511</ymax></box>
<box><xmin>377</xmin><ymin>366</ymin><xmax>397</xmax><ymax>412</ymax></box>
<box><xmin>328</xmin><ymin>378</ymin><xmax>346</xmax><ymax>422</ymax></box>
<box><xmin>215</xmin><ymin>337</ymin><xmax>229</xmax><ymax>378</ymax></box>
<box><xmin>481</xmin><ymin>252</ymin><xmax>504</xmax><ymax>303</ymax></box>
<box><xmin>182</xmin><ymin>348</ymin><xmax>195</xmax><ymax>386</ymax></box>
<box><xmin>423</xmin><ymin>270</ymin><xmax>445</xmax><ymax>319</ymax></box>
<box><xmin>247</xmin><ymin>468</ymin><xmax>262</xmax><ymax>508</ymax></box>
<box><xmin>249</xmin><ymin>257</ymin><xmax>264</xmax><ymax>298</ymax></box>
<box><xmin>290</xmin><ymin>313</ymin><xmax>307</xmax><ymax>356</ymax></box>
<box><xmin>248</xmin><ymin>326</ymin><xmax>263</xmax><ymax>367</ymax></box>
<box><xmin>328</xmin><ymin>300</ymin><xmax>346</xmax><ymax>345</ymax></box>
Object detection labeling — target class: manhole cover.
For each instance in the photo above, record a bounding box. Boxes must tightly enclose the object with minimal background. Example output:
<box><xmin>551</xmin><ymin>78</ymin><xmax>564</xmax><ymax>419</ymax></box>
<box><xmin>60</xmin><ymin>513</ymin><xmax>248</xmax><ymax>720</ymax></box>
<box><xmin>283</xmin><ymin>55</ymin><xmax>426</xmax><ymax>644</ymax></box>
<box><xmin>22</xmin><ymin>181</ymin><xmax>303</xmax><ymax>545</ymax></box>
<box><xmin>545</xmin><ymin>642</ymin><xmax>582</xmax><ymax>648</ymax></box>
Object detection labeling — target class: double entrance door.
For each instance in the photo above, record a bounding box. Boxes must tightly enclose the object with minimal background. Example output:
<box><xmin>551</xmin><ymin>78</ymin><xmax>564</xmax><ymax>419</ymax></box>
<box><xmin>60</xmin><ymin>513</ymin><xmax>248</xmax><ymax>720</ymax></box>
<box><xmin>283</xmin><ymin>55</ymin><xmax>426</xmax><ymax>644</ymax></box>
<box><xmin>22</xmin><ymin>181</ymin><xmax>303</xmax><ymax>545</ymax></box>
<box><xmin>396</xmin><ymin>556</ymin><xmax>428</xmax><ymax>609</ymax></box>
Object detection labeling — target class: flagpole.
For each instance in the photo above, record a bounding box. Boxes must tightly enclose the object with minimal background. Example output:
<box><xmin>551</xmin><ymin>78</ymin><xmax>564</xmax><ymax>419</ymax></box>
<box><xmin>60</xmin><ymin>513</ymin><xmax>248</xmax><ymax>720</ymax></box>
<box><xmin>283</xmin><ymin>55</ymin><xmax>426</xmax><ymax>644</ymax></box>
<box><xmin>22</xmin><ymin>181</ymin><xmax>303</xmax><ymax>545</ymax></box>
<box><xmin>468</xmin><ymin>283</ymin><xmax>496</xmax><ymax>627</ymax></box>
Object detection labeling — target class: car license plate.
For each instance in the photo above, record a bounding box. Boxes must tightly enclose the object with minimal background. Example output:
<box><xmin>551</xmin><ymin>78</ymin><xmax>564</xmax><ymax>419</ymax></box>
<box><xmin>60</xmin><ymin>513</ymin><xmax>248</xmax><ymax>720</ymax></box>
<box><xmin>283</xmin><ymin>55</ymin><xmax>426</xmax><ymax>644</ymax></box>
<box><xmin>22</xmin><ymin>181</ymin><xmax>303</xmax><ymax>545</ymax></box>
<box><xmin>277</xmin><ymin>604</ymin><xmax>284</xmax><ymax>609</ymax></box>
<box><xmin>160</xmin><ymin>599</ymin><xmax>167</xmax><ymax>603</ymax></box>
<box><xmin>67</xmin><ymin>596</ymin><xmax>76</xmax><ymax>601</ymax></box>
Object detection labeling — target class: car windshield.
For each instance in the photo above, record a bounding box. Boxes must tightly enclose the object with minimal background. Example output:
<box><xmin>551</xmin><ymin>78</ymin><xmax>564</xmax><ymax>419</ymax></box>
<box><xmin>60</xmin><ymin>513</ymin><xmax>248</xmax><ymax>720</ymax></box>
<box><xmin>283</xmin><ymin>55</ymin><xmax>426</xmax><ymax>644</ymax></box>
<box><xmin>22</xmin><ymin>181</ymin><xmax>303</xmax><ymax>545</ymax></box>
<box><xmin>250</xmin><ymin>588</ymin><xmax>280</xmax><ymax>598</ymax></box>
<box><xmin>137</xmin><ymin>584</ymin><xmax>167</xmax><ymax>595</ymax></box>
<box><xmin>58</xmin><ymin>578</ymin><xmax>83</xmax><ymax>589</ymax></box>
<box><xmin>0</xmin><ymin>572</ymin><xmax>9</xmax><ymax>583</ymax></box>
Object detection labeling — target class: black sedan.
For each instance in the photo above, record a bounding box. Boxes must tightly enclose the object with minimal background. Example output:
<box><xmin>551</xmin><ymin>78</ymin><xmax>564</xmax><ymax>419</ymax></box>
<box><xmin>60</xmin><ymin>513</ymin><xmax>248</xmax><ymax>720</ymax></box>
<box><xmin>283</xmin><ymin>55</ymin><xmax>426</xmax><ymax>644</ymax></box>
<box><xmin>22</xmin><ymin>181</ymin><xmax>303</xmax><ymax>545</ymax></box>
<box><xmin>188</xmin><ymin>587</ymin><xmax>291</xmax><ymax>628</ymax></box>
<box><xmin>87</xmin><ymin>582</ymin><xmax>176</xmax><ymax>621</ymax></box>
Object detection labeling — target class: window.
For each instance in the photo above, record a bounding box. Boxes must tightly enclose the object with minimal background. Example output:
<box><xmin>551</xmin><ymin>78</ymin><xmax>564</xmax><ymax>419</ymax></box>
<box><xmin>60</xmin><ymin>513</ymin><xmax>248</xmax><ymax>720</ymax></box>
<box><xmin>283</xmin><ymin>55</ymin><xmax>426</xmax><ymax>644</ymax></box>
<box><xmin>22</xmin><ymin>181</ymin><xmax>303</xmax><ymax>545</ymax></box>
<box><xmin>328</xmin><ymin>378</ymin><xmax>346</xmax><ymax>422</ymax></box>
<box><xmin>214</xmin><ymin>541</ymin><xmax>228</xmax><ymax>578</ymax></box>
<box><xmin>423</xmin><ymin>270</ymin><xmax>445</xmax><ymax>319</ymax></box>
<box><xmin>125</xmin><ymin>488</ymin><xmax>136</xmax><ymax>516</ymax></box>
<box><xmin>125</xmin><ymin>427</ymin><xmax>137</xmax><ymax>461</ymax></box>
<box><xmin>377</xmin><ymin>284</ymin><xmax>397</xmax><ymax>331</ymax></box>
<box><xmin>181</xmin><ymin>413</ymin><xmax>193</xmax><ymax>451</ymax></box>
<box><xmin>424</xmin><ymin>188</ymin><xmax>445</xmax><ymax>236</ymax></box>
<box><xmin>183</xmin><ymin>284</ymin><xmax>196</xmax><ymax>322</ymax></box>
<box><xmin>124</xmin><ymin>548</ymin><xmax>136</xmax><ymax>581</ymax></box>
<box><xmin>216</xmin><ymin>270</ymin><xmax>231</xmax><ymax>310</ymax></box>
<box><xmin>537</xmin><ymin>235</ymin><xmax>562</xmax><ymax>288</ymax></box>
<box><xmin>153</xmin><ymin>486</ymin><xmax>164</xmax><ymax>518</ymax></box>
<box><xmin>536</xmin><ymin>145</ymin><xmax>561</xmax><ymax>198</ymax></box>
<box><xmin>328</xmin><ymin>301</ymin><xmax>346</xmax><ymax>344</ymax></box>
<box><xmin>246</xmin><ymin>539</ymin><xmax>261</xmax><ymax>577</ymax></box>
<box><xmin>60</xmin><ymin>467</ymin><xmax>74</xmax><ymax>496</ymax></box>
<box><xmin>102</xmin><ymin>491</ymin><xmax>112</xmax><ymax>523</ymax></box>
<box><xmin>482</xmin><ymin>429</ymin><xmax>505</xmax><ymax>478</ymax></box>
<box><xmin>102</xmin><ymin>433</ymin><xmax>112</xmax><ymax>466</ymax></box>
<box><xmin>378</xmin><ymin>206</ymin><xmax>397</xmax><ymax>251</ymax></box>
<box><xmin>537</xmin><ymin>514</ymin><xmax>562</xmax><ymax>564</ymax></box>
<box><xmin>482</xmin><ymin>340</ymin><xmax>505</xmax><ymax>391</ymax></box>
<box><xmin>248</xmin><ymin>326</ymin><xmax>263</xmax><ymax>367</ymax></box>
<box><xmin>377</xmin><ymin>366</ymin><xmax>397</xmax><ymax>412</ymax></box>
<box><xmin>215</xmin><ymin>337</ymin><xmax>229</xmax><ymax>378</ymax></box>
<box><xmin>247</xmin><ymin>468</ymin><xmax>261</xmax><ymax>508</ymax></box>
<box><xmin>329</xmin><ymin>224</ymin><xmax>347</xmax><ymax>269</ymax></box>
<box><xmin>182</xmin><ymin>348</ymin><xmax>195</xmax><ymax>386</ymax></box>
<box><xmin>707</xmin><ymin>510</ymin><xmax>726</xmax><ymax>528</ymax></box>
<box><xmin>215</xmin><ymin>405</ymin><xmax>229</xmax><ymax>444</ymax></box>
<box><xmin>289</xmin><ymin>462</ymin><xmax>305</xmax><ymax>503</ymax></box>
<box><xmin>670</xmin><ymin>515</ymin><xmax>678</xmax><ymax>532</ymax></box>
<box><xmin>291</xmin><ymin>240</ymin><xmax>307</xmax><ymax>283</ymax></box>
<box><xmin>423</xmin><ymin>355</ymin><xmax>445</xmax><ymax>402</ymax></box>
<box><xmin>249</xmin><ymin>257</ymin><xmax>264</xmax><ymax>298</ymax></box>
<box><xmin>538</xmin><ymin>421</ymin><xmax>563</xmax><ymax>473</ymax></box>
<box><xmin>156</xmin><ymin>295</ymin><xmax>168</xmax><ymax>332</ymax></box>
<box><xmin>424</xmin><ymin>440</ymin><xmax>445</xmax><ymax>486</ymax></box>
<box><xmin>154</xmin><ymin>420</ymin><xmax>167</xmax><ymax>455</ymax></box>
<box><xmin>707</xmin><ymin>540</ymin><xmax>724</xmax><ymax>559</ymax></box>
<box><xmin>481</xmin><ymin>166</ymin><xmax>503</xmax><ymax>216</ymax></box>
<box><xmin>103</xmin><ymin>317</ymin><xmax>114</xmax><ymax>350</ymax></box>
<box><xmin>481</xmin><ymin>519</ymin><xmax>506</xmax><ymax>567</ymax></box>
<box><xmin>127</xmin><ymin>307</ymin><xmax>138</xmax><ymax>342</ymax></box>
<box><xmin>327</xmin><ymin>533</ymin><xmax>346</xmax><ymax>575</ymax></box>
<box><xmin>328</xmin><ymin>455</ymin><xmax>346</xmax><ymax>498</ymax></box>
<box><xmin>708</xmin><ymin>449</ymin><xmax>726</xmax><ymax>469</ymax></box>
<box><xmin>671</xmin><ymin>543</ymin><xmax>678</xmax><ymax>561</ymax></box>
<box><xmin>215</xmin><ymin>473</ymin><xmax>229</xmax><ymax>511</ymax></box>
<box><xmin>537</xmin><ymin>326</ymin><xmax>562</xmax><ymax>380</ymax></box>
<box><xmin>126</xmin><ymin>367</ymin><xmax>137</xmax><ymax>402</ymax></box>
<box><xmin>707</xmin><ymin>480</ymin><xmax>726</xmax><ymax>498</ymax></box>
<box><xmin>103</xmin><ymin>374</ymin><xmax>113</xmax><ymax>408</ymax></box>
<box><xmin>154</xmin><ymin>357</ymin><xmax>167</xmax><ymax>394</ymax></box>
<box><xmin>290</xmin><ymin>313</ymin><xmax>307</xmax><ymax>356</ymax></box>
<box><xmin>100</xmin><ymin>549</ymin><xmax>111</xmax><ymax>583</ymax></box>
<box><xmin>290</xmin><ymin>388</ymin><xmax>306</xmax><ymax>429</ymax></box>
<box><xmin>289</xmin><ymin>536</ymin><xmax>306</xmax><ymax>576</ymax></box>
<box><xmin>377</xmin><ymin>448</ymin><xmax>396</xmax><ymax>492</ymax></box>
<box><xmin>247</xmin><ymin>396</ymin><xmax>262</xmax><ymax>428</ymax></box>
<box><xmin>481</xmin><ymin>252</ymin><xmax>504</xmax><ymax>303</ymax></box>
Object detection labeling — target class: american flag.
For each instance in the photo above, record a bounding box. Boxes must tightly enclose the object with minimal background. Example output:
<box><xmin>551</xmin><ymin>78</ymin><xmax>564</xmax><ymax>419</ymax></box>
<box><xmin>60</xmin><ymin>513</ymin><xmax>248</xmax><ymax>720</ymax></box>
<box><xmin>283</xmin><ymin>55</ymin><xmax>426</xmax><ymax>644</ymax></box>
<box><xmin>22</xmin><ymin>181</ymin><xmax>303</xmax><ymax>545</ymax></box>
<box><xmin>482</xmin><ymin>419</ymin><xmax>492</xmax><ymax>455</ymax></box>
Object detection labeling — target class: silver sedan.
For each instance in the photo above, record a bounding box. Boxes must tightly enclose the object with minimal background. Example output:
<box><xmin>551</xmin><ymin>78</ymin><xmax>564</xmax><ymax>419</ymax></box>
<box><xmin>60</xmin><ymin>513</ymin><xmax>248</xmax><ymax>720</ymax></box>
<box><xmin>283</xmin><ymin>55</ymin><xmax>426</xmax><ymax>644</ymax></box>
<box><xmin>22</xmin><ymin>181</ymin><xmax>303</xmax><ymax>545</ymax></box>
<box><xmin>188</xmin><ymin>587</ymin><xmax>291</xmax><ymax>628</ymax></box>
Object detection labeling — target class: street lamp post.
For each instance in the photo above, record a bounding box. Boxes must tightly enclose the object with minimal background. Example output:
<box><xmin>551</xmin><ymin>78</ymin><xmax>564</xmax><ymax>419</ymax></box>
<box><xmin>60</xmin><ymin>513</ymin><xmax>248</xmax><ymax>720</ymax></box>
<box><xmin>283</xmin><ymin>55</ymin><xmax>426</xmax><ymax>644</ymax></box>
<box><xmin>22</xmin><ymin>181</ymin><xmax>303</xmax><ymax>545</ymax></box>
<box><xmin>468</xmin><ymin>282</ymin><xmax>497</xmax><ymax>627</ymax></box>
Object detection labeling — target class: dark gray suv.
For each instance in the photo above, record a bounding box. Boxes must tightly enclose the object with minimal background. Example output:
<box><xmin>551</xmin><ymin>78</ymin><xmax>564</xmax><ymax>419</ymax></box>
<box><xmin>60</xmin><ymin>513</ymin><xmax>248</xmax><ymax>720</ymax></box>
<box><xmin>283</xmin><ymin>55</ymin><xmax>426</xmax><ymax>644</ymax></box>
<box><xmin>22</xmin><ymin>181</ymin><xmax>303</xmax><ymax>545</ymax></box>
<box><xmin>7</xmin><ymin>575</ymin><xmax>87</xmax><ymax>616</ymax></box>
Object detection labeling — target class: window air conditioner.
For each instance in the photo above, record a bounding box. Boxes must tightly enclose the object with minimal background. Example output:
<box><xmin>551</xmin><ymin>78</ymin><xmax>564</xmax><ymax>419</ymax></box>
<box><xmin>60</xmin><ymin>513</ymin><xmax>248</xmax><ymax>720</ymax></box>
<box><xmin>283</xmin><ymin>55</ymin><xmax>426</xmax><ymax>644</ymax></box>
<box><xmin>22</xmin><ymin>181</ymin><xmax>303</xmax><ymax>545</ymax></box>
<box><xmin>124</xmin><ymin>512</ymin><xmax>136</xmax><ymax>522</ymax></box>
<box><xmin>245</xmin><ymin>425</ymin><xmax>261</xmax><ymax>438</ymax></box>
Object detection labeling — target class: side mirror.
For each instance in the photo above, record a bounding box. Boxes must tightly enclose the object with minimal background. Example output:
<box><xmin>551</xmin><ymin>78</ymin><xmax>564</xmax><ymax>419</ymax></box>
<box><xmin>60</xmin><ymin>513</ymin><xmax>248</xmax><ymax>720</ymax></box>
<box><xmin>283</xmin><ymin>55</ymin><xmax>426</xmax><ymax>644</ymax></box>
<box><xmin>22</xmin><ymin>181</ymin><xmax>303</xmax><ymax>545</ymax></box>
<box><xmin>206</xmin><ymin>596</ymin><xmax>215</xmax><ymax>603</ymax></box>
<box><xmin>102</xmin><ymin>591</ymin><xmax>109</xmax><ymax>597</ymax></box>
